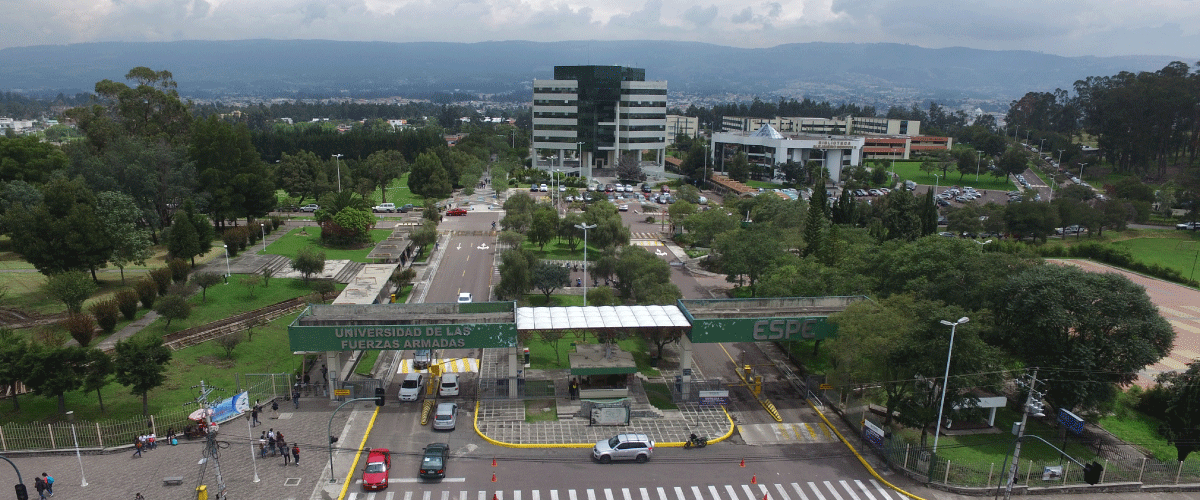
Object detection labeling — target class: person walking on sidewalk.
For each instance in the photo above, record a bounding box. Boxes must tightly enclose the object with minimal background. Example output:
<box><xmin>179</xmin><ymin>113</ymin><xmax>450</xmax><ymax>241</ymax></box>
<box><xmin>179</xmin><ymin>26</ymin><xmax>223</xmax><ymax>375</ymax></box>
<box><xmin>291</xmin><ymin>442</ymin><xmax>300</xmax><ymax>465</ymax></box>
<box><xmin>271</xmin><ymin>399</ymin><xmax>279</xmax><ymax>418</ymax></box>
<box><xmin>259</xmin><ymin>432</ymin><xmax>267</xmax><ymax>459</ymax></box>
<box><xmin>34</xmin><ymin>477</ymin><xmax>45</xmax><ymax>499</ymax></box>
<box><xmin>251</xmin><ymin>405</ymin><xmax>260</xmax><ymax>426</ymax></box>
<box><xmin>41</xmin><ymin>473</ymin><xmax>54</xmax><ymax>497</ymax></box>
<box><xmin>282</xmin><ymin>441</ymin><xmax>291</xmax><ymax>465</ymax></box>
<box><xmin>267</xmin><ymin>429</ymin><xmax>276</xmax><ymax>456</ymax></box>
<box><xmin>292</xmin><ymin>388</ymin><xmax>300</xmax><ymax>409</ymax></box>
<box><xmin>132</xmin><ymin>436</ymin><xmax>144</xmax><ymax>457</ymax></box>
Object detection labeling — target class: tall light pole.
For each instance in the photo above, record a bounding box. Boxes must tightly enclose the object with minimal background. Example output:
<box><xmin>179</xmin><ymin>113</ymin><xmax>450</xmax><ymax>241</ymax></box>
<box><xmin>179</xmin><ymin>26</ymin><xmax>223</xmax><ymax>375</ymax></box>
<box><xmin>577</xmin><ymin>141</ymin><xmax>586</xmax><ymax>186</ymax></box>
<box><xmin>246</xmin><ymin>411</ymin><xmax>261</xmax><ymax>483</ymax></box>
<box><xmin>1079</xmin><ymin>162</ymin><xmax>1087</xmax><ymax>181</ymax></box>
<box><xmin>575</xmin><ymin>223</ymin><xmax>596</xmax><ymax>306</ymax></box>
<box><xmin>332</xmin><ymin>153</ymin><xmax>344</xmax><ymax>192</ymax></box>
<box><xmin>975</xmin><ymin>151</ymin><xmax>983</xmax><ymax>182</ymax></box>
<box><xmin>703</xmin><ymin>142</ymin><xmax>710</xmax><ymax>188</ymax></box>
<box><xmin>933</xmin><ymin>316</ymin><xmax>969</xmax><ymax>454</ymax></box>
<box><xmin>1038</xmin><ymin>138</ymin><xmax>1046</xmax><ymax>154</ymax></box>
<box><xmin>933</xmin><ymin>173</ymin><xmax>942</xmax><ymax>195</ymax></box>
<box><xmin>260</xmin><ymin>223</ymin><xmax>267</xmax><ymax>254</ymax></box>
<box><xmin>67</xmin><ymin>411</ymin><xmax>87</xmax><ymax>487</ymax></box>
<box><xmin>222</xmin><ymin>244</ymin><xmax>231</xmax><ymax>284</ymax></box>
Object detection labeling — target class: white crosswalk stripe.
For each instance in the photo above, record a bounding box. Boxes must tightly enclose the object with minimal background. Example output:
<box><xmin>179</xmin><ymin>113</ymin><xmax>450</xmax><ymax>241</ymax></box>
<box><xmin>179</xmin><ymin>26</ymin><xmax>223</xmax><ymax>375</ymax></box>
<box><xmin>398</xmin><ymin>358</ymin><xmax>480</xmax><ymax>373</ymax></box>
<box><xmin>370</xmin><ymin>482</ymin><xmax>895</xmax><ymax>500</ymax></box>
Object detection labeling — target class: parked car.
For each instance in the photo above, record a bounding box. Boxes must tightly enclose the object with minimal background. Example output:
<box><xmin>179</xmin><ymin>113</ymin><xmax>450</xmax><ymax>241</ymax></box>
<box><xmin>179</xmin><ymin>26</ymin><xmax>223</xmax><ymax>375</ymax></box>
<box><xmin>641</xmin><ymin>184</ymin><xmax>652</xmax><ymax>193</ymax></box>
<box><xmin>398</xmin><ymin>204</ymin><xmax>414</xmax><ymax>213</ymax></box>
<box><xmin>439</xmin><ymin>373</ymin><xmax>460</xmax><ymax>397</ymax></box>
<box><xmin>1177</xmin><ymin>222</ymin><xmax>1198</xmax><ymax>230</ymax></box>
<box><xmin>432</xmin><ymin>402</ymin><xmax>458</xmax><ymax>430</ymax></box>
<box><xmin>593</xmin><ymin>434</ymin><xmax>654</xmax><ymax>463</ymax></box>
<box><xmin>530</xmin><ymin>184</ymin><xmax>539</xmax><ymax>192</ymax></box>
<box><xmin>299</xmin><ymin>204</ymin><xmax>320</xmax><ymax>212</ymax></box>
<box><xmin>373</xmin><ymin>203</ymin><xmax>397</xmax><ymax>213</ymax></box>
<box><xmin>539</xmin><ymin>184</ymin><xmax>548</xmax><ymax>192</ymax></box>
<box><xmin>618</xmin><ymin>204</ymin><xmax>629</xmax><ymax>212</ymax></box>
<box><xmin>399</xmin><ymin>373</ymin><xmax>424</xmax><ymax>401</ymax></box>
<box><xmin>446</xmin><ymin>208</ymin><xmax>468</xmax><ymax>216</ymax></box>
<box><xmin>419</xmin><ymin>443</ymin><xmax>450</xmax><ymax>479</ymax></box>
<box><xmin>362</xmin><ymin>448</ymin><xmax>391</xmax><ymax>490</ymax></box>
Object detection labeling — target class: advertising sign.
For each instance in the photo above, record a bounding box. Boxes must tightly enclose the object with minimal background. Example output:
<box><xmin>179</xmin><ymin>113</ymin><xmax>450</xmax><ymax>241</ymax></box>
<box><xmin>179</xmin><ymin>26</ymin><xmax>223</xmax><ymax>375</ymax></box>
<box><xmin>288</xmin><ymin>322</ymin><xmax>517</xmax><ymax>351</ymax></box>
<box><xmin>210</xmin><ymin>391</ymin><xmax>250</xmax><ymax>424</ymax></box>
<box><xmin>698</xmin><ymin>390</ymin><xmax>730</xmax><ymax>405</ymax></box>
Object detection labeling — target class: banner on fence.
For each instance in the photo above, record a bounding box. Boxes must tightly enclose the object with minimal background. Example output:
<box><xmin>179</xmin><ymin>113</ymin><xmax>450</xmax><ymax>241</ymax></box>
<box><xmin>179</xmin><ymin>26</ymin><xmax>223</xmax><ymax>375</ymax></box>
<box><xmin>211</xmin><ymin>391</ymin><xmax>250</xmax><ymax>424</ymax></box>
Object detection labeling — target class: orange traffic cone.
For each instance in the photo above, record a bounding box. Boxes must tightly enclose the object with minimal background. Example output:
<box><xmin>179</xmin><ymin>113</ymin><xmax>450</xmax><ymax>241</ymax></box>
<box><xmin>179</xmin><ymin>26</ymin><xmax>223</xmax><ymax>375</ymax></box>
<box><xmin>492</xmin><ymin>457</ymin><xmax>497</xmax><ymax>467</ymax></box>
<box><xmin>751</xmin><ymin>474</ymin><xmax>757</xmax><ymax>484</ymax></box>
<box><xmin>763</xmin><ymin>493</ymin><xmax>769</xmax><ymax>500</ymax></box>
<box><xmin>740</xmin><ymin>458</ymin><xmax>745</xmax><ymax>467</ymax></box>
<box><xmin>492</xmin><ymin>473</ymin><xmax>497</xmax><ymax>483</ymax></box>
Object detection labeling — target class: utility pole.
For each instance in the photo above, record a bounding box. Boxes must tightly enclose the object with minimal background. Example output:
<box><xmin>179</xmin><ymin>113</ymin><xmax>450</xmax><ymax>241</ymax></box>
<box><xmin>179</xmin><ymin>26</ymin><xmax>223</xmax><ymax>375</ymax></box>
<box><xmin>1004</xmin><ymin>368</ymin><xmax>1042</xmax><ymax>500</ymax></box>
<box><xmin>187</xmin><ymin>380</ymin><xmax>229</xmax><ymax>500</ymax></box>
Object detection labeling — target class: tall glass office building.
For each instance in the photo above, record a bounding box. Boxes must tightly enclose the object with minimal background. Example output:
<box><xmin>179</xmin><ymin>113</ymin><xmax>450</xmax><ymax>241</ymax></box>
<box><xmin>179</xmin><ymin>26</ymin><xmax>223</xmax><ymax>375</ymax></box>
<box><xmin>532</xmin><ymin>66</ymin><xmax>667</xmax><ymax>181</ymax></box>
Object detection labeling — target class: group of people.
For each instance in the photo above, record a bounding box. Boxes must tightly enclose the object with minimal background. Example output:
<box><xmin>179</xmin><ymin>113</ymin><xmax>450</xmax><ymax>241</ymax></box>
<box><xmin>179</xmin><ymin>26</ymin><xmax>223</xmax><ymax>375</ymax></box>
<box><xmin>131</xmin><ymin>433</ymin><xmax>159</xmax><ymax>457</ymax></box>
<box><xmin>32</xmin><ymin>473</ymin><xmax>53</xmax><ymax>499</ymax></box>
<box><xmin>259</xmin><ymin>428</ymin><xmax>300</xmax><ymax>465</ymax></box>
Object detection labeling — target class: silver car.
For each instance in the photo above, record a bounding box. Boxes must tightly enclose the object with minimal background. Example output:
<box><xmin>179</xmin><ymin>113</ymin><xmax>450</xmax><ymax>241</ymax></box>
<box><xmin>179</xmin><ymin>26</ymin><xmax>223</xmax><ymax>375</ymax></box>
<box><xmin>432</xmin><ymin>402</ymin><xmax>458</xmax><ymax>430</ymax></box>
<box><xmin>592</xmin><ymin>433</ymin><xmax>654</xmax><ymax>463</ymax></box>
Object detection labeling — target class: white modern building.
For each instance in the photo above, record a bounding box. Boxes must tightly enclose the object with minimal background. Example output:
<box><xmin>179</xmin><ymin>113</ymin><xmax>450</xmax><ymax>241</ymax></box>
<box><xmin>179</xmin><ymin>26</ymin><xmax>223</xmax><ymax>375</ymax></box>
<box><xmin>712</xmin><ymin>125</ymin><xmax>865</xmax><ymax>183</ymax></box>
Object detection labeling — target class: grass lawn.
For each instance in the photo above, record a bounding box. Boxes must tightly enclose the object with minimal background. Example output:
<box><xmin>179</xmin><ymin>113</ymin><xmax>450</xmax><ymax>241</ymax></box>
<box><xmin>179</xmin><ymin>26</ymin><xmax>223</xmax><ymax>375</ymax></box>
<box><xmin>524</xmin><ymin>294</ymin><xmax>584</xmax><ymax>307</ymax></box>
<box><xmin>0</xmin><ymin>310</ymin><xmax>304</xmax><ymax>424</ymax></box>
<box><xmin>890</xmin><ymin>161</ymin><xmax>1015</xmax><ymax>191</ymax></box>
<box><xmin>643</xmin><ymin>382</ymin><xmax>678</xmax><ymax>410</ymax></box>
<box><xmin>381</xmin><ymin>173</ymin><xmax>425</xmax><ymax>208</ymax></box>
<box><xmin>521</xmin><ymin>238</ymin><xmax>598</xmax><ymax>261</ymax></box>
<box><xmin>147</xmin><ymin>277</ymin><xmax>342</xmax><ymax>334</ymax></box>
<box><xmin>525</xmin><ymin>399</ymin><xmax>558</xmax><ymax>422</ymax></box>
<box><xmin>1097</xmin><ymin>412</ymin><xmax>1194</xmax><ymax>464</ymax></box>
<box><xmin>745</xmin><ymin>180</ymin><xmax>783</xmax><ymax>190</ymax></box>
<box><xmin>1111</xmin><ymin>234</ymin><xmax>1200</xmax><ymax>281</ymax></box>
<box><xmin>356</xmin><ymin>350</ymin><xmax>381</xmax><ymax>377</ymax></box>
<box><xmin>263</xmin><ymin>227</ymin><xmax>392</xmax><ymax>262</ymax></box>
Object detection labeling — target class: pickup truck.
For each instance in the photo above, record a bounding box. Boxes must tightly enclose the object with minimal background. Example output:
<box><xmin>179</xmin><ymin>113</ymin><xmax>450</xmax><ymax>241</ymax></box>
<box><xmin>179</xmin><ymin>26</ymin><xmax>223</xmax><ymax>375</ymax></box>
<box><xmin>373</xmin><ymin>203</ymin><xmax>397</xmax><ymax>213</ymax></box>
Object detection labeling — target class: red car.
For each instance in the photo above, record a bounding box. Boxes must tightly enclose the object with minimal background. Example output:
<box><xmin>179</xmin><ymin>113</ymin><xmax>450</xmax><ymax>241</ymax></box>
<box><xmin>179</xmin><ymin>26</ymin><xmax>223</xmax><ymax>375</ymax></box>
<box><xmin>446</xmin><ymin>208</ymin><xmax>468</xmax><ymax>216</ymax></box>
<box><xmin>362</xmin><ymin>448</ymin><xmax>391</xmax><ymax>490</ymax></box>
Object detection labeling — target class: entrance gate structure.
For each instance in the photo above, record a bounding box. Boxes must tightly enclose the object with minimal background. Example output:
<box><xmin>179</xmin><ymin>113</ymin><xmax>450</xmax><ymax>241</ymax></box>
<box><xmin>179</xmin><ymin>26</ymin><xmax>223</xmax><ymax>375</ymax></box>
<box><xmin>288</xmin><ymin>296</ymin><xmax>867</xmax><ymax>400</ymax></box>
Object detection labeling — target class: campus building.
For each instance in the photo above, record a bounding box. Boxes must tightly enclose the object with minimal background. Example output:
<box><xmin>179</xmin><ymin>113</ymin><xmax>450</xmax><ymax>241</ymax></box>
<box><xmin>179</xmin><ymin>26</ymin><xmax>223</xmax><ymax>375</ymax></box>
<box><xmin>720</xmin><ymin>115</ymin><xmax>921</xmax><ymax>136</ymax></box>
<box><xmin>532</xmin><ymin>66</ymin><xmax>668</xmax><ymax>181</ymax></box>
<box><xmin>711</xmin><ymin>125</ymin><xmax>865</xmax><ymax>183</ymax></box>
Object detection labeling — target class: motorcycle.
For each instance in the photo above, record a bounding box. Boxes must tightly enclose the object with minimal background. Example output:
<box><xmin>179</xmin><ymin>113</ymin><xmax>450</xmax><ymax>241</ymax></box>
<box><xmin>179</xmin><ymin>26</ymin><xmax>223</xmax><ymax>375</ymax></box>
<box><xmin>684</xmin><ymin>433</ymin><xmax>708</xmax><ymax>449</ymax></box>
<box><xmin>576</xmin><ymin>278</ymin><xmax>582</xmax><ymax>287</ymax></box>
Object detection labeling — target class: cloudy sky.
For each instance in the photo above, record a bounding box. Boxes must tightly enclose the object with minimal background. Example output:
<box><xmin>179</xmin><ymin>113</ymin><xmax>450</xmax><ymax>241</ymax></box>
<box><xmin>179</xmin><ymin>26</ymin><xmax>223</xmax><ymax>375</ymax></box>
<box><xmin>2</xmin><ymin>0</ymin><xmax>1198</xmax><ymax>59</ymax></box>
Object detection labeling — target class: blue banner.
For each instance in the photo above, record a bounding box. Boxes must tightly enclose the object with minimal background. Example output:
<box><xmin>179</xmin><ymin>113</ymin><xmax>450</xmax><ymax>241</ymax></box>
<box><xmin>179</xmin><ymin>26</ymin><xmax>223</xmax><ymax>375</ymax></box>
<box><xmin>211</xmin><ymin>392</ymin><xmax>250</xmax><ymax>424</ymax></box>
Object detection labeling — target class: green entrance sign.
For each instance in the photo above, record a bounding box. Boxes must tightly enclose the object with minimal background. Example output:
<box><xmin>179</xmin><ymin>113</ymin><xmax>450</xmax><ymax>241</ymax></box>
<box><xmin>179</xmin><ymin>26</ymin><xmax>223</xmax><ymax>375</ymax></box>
<box><xmin>687</xmin><ymin>316</ymin><xmax>838</xmax><ymax>344</ymax></box>
<box><xmin>288</xmin><ymin>323</ymin><xmax>517</xmax><ymax>351</ymax></box>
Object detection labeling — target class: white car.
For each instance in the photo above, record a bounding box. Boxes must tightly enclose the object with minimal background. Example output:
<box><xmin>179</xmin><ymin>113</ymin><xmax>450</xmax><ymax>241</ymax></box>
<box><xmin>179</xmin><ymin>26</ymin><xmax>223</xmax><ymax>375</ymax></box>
<box><xmin>439</xmin><ymin>373</ymin><xmax>460</xmax><ymax>397</ymax></box>
<box><xmin>457</xmin><ymin>292</ymin><xmax>473</xmax><ymax>303</ymax></box>
<box><xmin>618</xmin><ymin>204</ymin><xmax>629</xmax><ymax>212</ymax></box>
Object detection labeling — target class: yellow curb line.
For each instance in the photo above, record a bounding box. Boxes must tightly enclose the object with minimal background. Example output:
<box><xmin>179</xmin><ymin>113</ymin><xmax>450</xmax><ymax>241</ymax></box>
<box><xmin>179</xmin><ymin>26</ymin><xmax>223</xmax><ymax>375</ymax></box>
<box><xmin>336</xmin><ymin>405</ymin><xmax>382</xmax><ymax>500</ymax></box>
<box><xmin>472</xmin><ymin>400</ymin><xmax>738</xmax><ymax>448</ymax></box>
<box><xmin>807</xmin><ymin>398</ymin><xmax>926</xmax><ymax>500</ymax></box>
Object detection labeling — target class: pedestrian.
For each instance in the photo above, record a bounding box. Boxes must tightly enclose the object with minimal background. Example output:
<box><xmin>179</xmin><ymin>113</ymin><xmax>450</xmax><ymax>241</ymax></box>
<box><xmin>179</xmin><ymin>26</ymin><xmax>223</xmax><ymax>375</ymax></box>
<box><xmin>271</xmin><ymin>400</ymin><xmax>279</xmax><ymax>418</ymax></box>
<box><xmin>275</xmin><ymin>432</ymin><xmax>286</xmax><ymax>457</ymax></box>
<box><xmin>42</xmin><ymin>473</ymin><xmax>54</xmax><ymax>497</ymax></box>
<box><xmin>569</xmin><ymin>379</ymin><xmax>579</xmax><ymax>400</ymax></box>
<box><xmin>34</xmin><ymin>477</ymin><xmax>45</xmax><ymax>500</ymax></box>
<box><xmin>321</xmin><ymin>364</ymin><xmax>327</xmax><ymax>382</ymax></box>
<box><xmin>282</xmin><ymin>441</ymin><xmax>291</xmax><ymax>465</ymax></box>
<box><xmin>132</xmin><ymin>436</ymin><xmax>143</xmax><ymax>457</ymax></box>
<box><xmin>292</xmin><ymin>442</ymin><xmax>300</xmax><ymax>465</ymax></box>
<box><xmin>135</xmin><ymin>494</ymin><xmax>145</xmax><ymax>500</ymax></box>
<box><xmin>293</xmin><ymin>388</ymin><xmax>300</xmax><ymax>409</ymax></box>
<box><xmin>251</xmin><ymin>405</ymin><xmax>259</xmax><ymax>426</ymax></box>
<box><xmin>148</xmin><ymin>433</ymin><xmax>157</xmax><ymax>449</ymax></box>
<box><xmin>267</xmin><ymin>429</ymin><xmax>276</xmax><ymax>456</ymax></box>
<box><xmin>259</xmin><ymin>432</ymin><xmax>267</xmax><ymax>459</ymax></box>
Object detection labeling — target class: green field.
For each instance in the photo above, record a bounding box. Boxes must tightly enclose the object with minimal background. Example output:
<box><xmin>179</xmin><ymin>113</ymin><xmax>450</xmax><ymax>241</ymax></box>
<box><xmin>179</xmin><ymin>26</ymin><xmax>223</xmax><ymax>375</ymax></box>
<box><xmin>379</xmin><ymin>173</ymin><xmax>425</xmax><ymax>208</ymax></box>
<box><xmin>1111</xmin><ymin>234</ymin><xmax>1200</xmax><ymax>281</ymax></box>
<box><xmin>889</xmin><ymin>160</ymin><xmax>1016</xmax><ymax>191</ymax></box>
<box><xmin>263</xmin><ymin>227</ymin><xmax>392</xmax><ymax>262</ymax></box>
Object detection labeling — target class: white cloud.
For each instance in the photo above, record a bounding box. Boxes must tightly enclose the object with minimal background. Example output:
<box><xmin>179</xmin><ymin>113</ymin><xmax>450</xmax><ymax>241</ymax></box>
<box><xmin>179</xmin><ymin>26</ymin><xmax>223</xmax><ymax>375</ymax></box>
<box><xmin>0</xmin><ymin>0</ymin><xmax>1197</xmax><ymax>59</ymax></box>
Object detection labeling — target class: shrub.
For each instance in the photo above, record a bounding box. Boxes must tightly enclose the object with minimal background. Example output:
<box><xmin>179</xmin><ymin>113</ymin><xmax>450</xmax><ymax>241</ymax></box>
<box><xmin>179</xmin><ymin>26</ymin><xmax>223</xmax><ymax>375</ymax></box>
<box><xmin>221</xmin><ymin>229</ymin><xmax>242</xmax><ymax>257</ymax></box>
<box><xmin>63</xmin><ymin>313</ymin><xmax>97</xmax><ymax>347</ymax></box>
<box><xmin>153</xmin><ymin>294</ymin><xmax>191</xmax><ymax>328</ymax></box>
<box><xmin>227</xmin><ymin>226</ymin><xmax>251</xmax><ymax>252</ymax></box>
<box><xmin>168</xmin><ymin>258</ymin><xmax>191</xmax><ymax>284</ymax></box>
<box><xmin>270</xmin><ymin>216</ymin><xmax>283</xmax><ymax>231</ymax></box>
<box><xmin>149</xmin><ymin>267</ymin><xmax>173</xmax><ymax>295</ymax></box>
<box><xmin>89</xmin><ymin>298</ymin><xmax>121</xmax><ymax>333</ymax></box>
<box><xmin>136</xmin><ymin>278</ymin><xmax>158</xmax><ymax>309</ymax></box>
<box><xmin>115</xmin><ymin>289</ymin><xmax>140</xmax><ymax>320</ymax></box>
<box><xmin>312</xmin><ymin>280</ymin><xmax>337</xmax><ymax>301</ymax></box>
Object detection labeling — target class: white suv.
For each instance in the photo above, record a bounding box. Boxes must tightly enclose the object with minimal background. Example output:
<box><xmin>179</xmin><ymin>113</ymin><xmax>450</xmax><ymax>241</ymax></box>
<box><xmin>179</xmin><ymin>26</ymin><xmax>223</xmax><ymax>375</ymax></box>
<box><xmin>593</xmin><ymin>434</ymin><xmax>654</xmax><ymax>463</ymax></box>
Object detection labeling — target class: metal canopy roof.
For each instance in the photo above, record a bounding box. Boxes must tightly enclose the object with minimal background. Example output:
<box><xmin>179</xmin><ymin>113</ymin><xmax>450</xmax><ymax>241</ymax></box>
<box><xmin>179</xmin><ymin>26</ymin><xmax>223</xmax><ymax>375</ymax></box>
<box><xmin>515</xmin><ymin>305</ymin><xmax>691</xmax><ymax>331</ymax></box>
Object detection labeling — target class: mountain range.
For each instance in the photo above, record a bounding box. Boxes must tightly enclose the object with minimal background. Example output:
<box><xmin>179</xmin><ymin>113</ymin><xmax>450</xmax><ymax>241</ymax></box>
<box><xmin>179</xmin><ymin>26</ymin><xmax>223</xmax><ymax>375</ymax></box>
<box><xmin>0</xmin><ymin>39</ymin><xmax>1185</xmax><ymax>106</ymax></box>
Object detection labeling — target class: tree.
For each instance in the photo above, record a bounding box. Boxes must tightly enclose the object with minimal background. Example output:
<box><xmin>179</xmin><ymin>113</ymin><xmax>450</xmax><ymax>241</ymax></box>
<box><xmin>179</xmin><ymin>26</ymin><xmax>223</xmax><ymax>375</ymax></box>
<box><xmin>616</xmin><ymin>153</ymin><xmax>646</xmax><ymax>183</ymax></box>
<box><xmin>714</xmin><ymin>227</ymin><xmax>784</xmax><ymax>295</ymax></box>
<box><xmin>614</xmin><ymin>246</ymin><xmax>681</xmax><ymax>304</ymax></box>
<box><xmin>919</xmin><ymin>150</ymin><xmax>954</xmax><ymax>179</ymax></box>
<box><xmin>996</xmin><ymin>146</ymin><xmax>1029</xmax><ymax>179</ymax></box>
<box><xmin>361</xmin><ymin>150</ymin><xmax>408</xmax><ymax>203</ymax></box>
<box><xmin>4</xmin><ymin>176</ymin><xmax>113</xmax><ymax>279</ymax></box>
<box><xmin>528</xmin><ymin>205</ymin><xmax>560</xmax><ymax>250</ymax></box>
<box><xmin>992</xmin><ymin>265</ymin><xmax>1175</xmax><ymax>411</ymax></box>
<box><xmin>642</xmin><ymin>327</ymin><xmax>683</xmax><ymax>358</ymax></box>
<box><xmin>1003</xmin><ymin>201</ymin><xmax>1059</xmax><ymax>242</ymax></box>
<box><xmin>559</xmin><ymin>213</ymin><xmax>585</xmax><ymax>252</ymax></box>
<box><xmin>583</xmin><ymin>201</ymin><xmax>630</xmax><ymax>249</ymax></box>
<box><xmin>408</xmin><ymin>152</ymin><xmax>452</xmax><ymax>198</ymax></box>
<box><xmin>292</xmin><ymin>246</ymin><xmax>327</xmax><ymax>283</ymax></box>
<box><xmin>240</xmin><ymin>274</ymin><xmax>262</xmax><ymax>297</ymax></box>
<box><xmin>0</xmin><ymin>329</ymin><xmax>31</xmax><ymax>410</ymax></box>
<box><xmin>192</xmin><ymin>116</ymin><xmax>276</xmax><ymax>227</ymax></box>
<box><xmin>80</xmin><ymin>348</ymin><xmax>113</xmax><ymax>412</ymax></box>
<box><xmin>728</xmin><ymin>152</ymin><xmax>750</xmax><ymax>183</ymax></box>
<box><xmin>0</xmin><ymin>135</ymin><xmax>69</xmax><ymax>184</ymax></box>
<box><xmin>312</xmin><ymin>280</ymin><xmax>337</xmax><ymax>301</ymax></box>
<box><xmin>1155</xmin><ymin>361</ymin><xmax>1200</xmax><ymax>461</ymax></box>
<box><xmin>275</xmin><ymin>150</ymin><xmax>331</xmax><ymax>204</ymax></box>
<box><xmin>586</xmin><ymin>286</ymin><xmax>620</xmax><ymax>307</ymax></box>
<box><xmin>804</xmin><ymin>188</ymin><xmax>828</xmax><ymax>257</ymax></box>
<box><xmin>539</xmin><ymin>329</ymin><xmax>568</xmax><ymax>365</ymax></box>
<box><xmin>410</xmin><ymin>224</ymin><xmax>438</xmax><ymax>250</ymax></box>
<box><xmin>23</xmin><ymin>345</ymin><xmax>89</xmax><ymax>415</ymax></box>
<box><xmin>501</xmin><ymin>191</ymin><xmax>535</xmax><ymax>233</ymax></box>
<box><xmin>154</xmin><ymin>294</ymin><xmax>191</xmax><ymax>328</ymax></box>
<box><xmin>668</xmin><ymin>200</ymin><xmax>697</xmax><ymax>233</ymax></box>
<box><xmin>531</xmin><ymin>260</ymin><xmax>570</xmax><ymax>300</ymax></box>
<box><xmin>216</xmin><ymin>332</ymin><xmax>244</xmax><ymax>359</ymax></box>
<box><xmin>495</xmin><ymin>248</ymin><xmax>534</xmax><ymax>300</ymax></box>
<box><xmin>679</xmin><ymin>146</ymin><xmax>707</xmax><ymax>184</ymax></box>
<box><xmin>96</xmin><ymin>191</ymin><xmax>152</xmax><ymax>284</ymax></box>
<box><xmin>113</xmin><ymin>335</ymin><xmax>172</xmax><ymax>416</ymax></box>
<box><xmin>44</xmin><ymin>270</ymin><xmax>98</xmax><ymax>314</ymax></box>
<box><xmin>166</xmin><ymin>208</ymin><xmax>200</xmax><ymax>264</ymax></box>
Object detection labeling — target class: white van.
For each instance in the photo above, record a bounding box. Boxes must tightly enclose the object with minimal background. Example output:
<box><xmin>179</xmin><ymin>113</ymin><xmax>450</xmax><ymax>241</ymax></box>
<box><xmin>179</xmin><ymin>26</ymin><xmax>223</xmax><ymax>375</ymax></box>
<box><xmin>398</xmin><ymin>373</ymin><xmax>424</xmax><ymax>402</ymax></box>
<box><xmin>439</xmin><ymin>373</ymin><xmax>460</xmax><ymax>397</ymax></box>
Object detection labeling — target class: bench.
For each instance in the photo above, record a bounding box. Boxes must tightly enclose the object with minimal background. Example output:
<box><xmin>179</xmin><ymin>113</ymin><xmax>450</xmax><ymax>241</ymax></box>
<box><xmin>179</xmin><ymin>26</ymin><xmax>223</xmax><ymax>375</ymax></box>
<box><xmin>163</xmin><ymin>477</ymin><xmax>185</xmax><ymax>486</ymax></box>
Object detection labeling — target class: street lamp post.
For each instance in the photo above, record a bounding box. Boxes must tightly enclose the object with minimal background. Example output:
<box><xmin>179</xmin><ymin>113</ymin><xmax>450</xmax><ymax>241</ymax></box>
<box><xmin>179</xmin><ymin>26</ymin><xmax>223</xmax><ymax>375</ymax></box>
<box><xmin>1038</xmin><ymin>138</ymin><xmax>1046</xmax><ymax>154</ymax></box>
<box><xmin>222</xmin><ymin>244</ymin><xmax>231</xmax><ymax>284</ymax></box>
<box><xmin>1079</xmin><ymin>162</ymin><xmax>1087</xmax><ymax>181</ymax></box>
<box><xmin>246</xmin><ymin>412</ymin><xmax>261</xmax><ymax>483</ymax></box>
<box><xmin>67</xmin><ymin>411</ymin><xmax>87</xmax><ymax>487</ymax></box>
<box><xmin>933</xmin><ymin>316</ymin><xmax>969</xmax><ymax>454</ymax></box>
<box><xmin>575</xmin><ymin>223</ymin><xmax>597</xmax><ymax>306</ymax></box>
<box><xmin>332</xmin><ymin>154</ymin><xmax>344</xmax><ymax>192</ymax></box>
<box><xmin>260</xmin><ymin>223</ymin><xmax>267</xmax><ymax>254</ymax></box>
<box><xmin>933</xmin><ymin>173</ymin><xmax>942</xmax><ymax>195</ymax></box>
<box><xmin>975</xmin><ymin>151</ymin><xmax>983</xmax><ymax>182</ymax></box>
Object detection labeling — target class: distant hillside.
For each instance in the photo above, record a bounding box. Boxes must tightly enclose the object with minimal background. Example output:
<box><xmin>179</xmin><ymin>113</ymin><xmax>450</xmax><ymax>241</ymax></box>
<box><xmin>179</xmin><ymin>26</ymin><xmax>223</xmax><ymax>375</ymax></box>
<box><xmin>0</xmin><ymin>39</ymin><xmax>1184</xmax><ymax>104</ymax></box>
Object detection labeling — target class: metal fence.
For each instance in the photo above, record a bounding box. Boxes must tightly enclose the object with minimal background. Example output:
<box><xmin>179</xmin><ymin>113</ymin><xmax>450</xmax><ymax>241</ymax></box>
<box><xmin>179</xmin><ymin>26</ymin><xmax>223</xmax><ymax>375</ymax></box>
<box><xmin>0</xmin><ymin>372</ymin><xmax>292</xmax><ymax>453</ymax></box>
